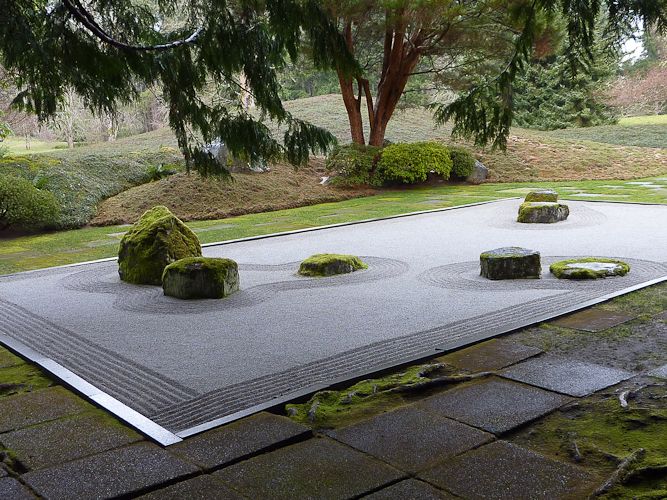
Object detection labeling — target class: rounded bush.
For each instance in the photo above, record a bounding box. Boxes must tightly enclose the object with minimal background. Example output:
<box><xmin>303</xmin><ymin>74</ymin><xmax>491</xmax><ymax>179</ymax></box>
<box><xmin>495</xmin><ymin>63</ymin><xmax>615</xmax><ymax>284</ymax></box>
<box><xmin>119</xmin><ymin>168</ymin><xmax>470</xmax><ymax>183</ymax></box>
<box><xmin>0</xmin><ymin>174</ymin><xmax>60</xmax><ymax>231</ymax></box>
<box><xmin>325</xmin><ymin>144</ymin><xmax>382</xmax><ymax>187</ymax></box>
<box><xmin>448</xmin><ymin>146</ymin><xmax>476</xmax><ymax>179</ymax></box>
<box><xmin>376</xmin><ymin>142</ymin><xmax>453</xmax><ymax>185</ymax></box>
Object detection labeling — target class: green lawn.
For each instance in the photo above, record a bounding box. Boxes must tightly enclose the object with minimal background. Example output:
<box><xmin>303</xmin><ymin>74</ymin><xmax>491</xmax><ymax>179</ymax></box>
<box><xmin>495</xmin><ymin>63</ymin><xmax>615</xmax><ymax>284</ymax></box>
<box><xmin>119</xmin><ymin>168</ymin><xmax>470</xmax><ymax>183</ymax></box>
<box><xmin>2</xmin><ymin>176</ymin><xmax>667</xmax><ymax>276</ymax></box>
<box><xmin>1</xmin><ymin>136</ymin><xmax>69</xmax><ymax>155</ymax></box>
<box><xmin>618</xmin><ymin>115</ymin><xmax>667</xmax><ymax>126</ymax></box>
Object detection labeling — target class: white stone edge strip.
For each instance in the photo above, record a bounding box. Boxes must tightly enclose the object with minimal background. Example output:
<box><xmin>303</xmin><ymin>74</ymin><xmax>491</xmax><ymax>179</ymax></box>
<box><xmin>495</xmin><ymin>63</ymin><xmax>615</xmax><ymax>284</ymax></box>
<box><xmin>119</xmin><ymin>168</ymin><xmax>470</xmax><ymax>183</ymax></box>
<box><xmin>0</xmin><ymin>334</ymin><xmax>182</xmax><ymax>446</ymax></box>
<box><xmin>174</xmin><ymin>273</ymin><xmax>667</xmax><ymax>440</ymax></box>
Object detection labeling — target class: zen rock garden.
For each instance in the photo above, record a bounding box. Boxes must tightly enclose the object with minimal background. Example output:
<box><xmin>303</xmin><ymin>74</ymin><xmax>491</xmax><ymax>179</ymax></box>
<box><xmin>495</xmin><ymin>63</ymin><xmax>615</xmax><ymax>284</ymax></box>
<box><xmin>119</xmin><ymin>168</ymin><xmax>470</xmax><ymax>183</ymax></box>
<box><xmin>517</xmin><ymin>189</ymin><xmax>570</xmax><ymax>224</ymax></box>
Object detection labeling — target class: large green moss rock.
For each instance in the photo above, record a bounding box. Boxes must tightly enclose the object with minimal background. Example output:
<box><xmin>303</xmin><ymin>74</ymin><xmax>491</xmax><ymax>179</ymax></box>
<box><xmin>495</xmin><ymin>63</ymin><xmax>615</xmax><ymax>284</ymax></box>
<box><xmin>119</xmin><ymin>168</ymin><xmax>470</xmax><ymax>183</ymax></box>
<box><xmin>550</xmin><ymin>258</ymin><xmax>630</xmax><ymax>280</ymax></box>
<box><xmin>162</xmin><ymin>257</ymin><xmax>239</xmax><ymax>299</ymax></box>
<box><xmin>118</xmin><ymin>206</ymin><xmax>202</xmax><ymax>285</ymax></box>
<box><xmin>298</xmin><ymin>254</ymin><xmax>367</xmax><ymax>277</ymax></box>
<box><xmin>480</xmin><ymin>247</ymin><xmax>541</xmax><ymax>280</ymax></box>
<box><xmin>525</xmin><ymin>189</ymin><xmax>558</xmax><ymax>203</ymax></box>
<box><xmin>517</xmin><ymin>202</ymin><xmax>569</xmax><ymax>224</ymax></box>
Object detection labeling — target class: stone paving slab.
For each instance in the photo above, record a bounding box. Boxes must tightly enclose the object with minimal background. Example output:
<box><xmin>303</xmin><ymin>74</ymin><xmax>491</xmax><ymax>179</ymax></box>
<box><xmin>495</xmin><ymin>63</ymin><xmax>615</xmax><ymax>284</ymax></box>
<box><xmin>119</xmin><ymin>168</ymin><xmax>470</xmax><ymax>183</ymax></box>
<box><xmin>438</xmin><ymin>339</ymin><xmax>542</xmax><ymax>372</ymax></box>
<box><xmin>0</xmin><ymin>465</ymin><xmax>7</xmax><ymax>478</ymax></box>
<box><xmin>0</xmin><ymin>348</ymin><xmax>23</xmax><ymax>369</ymax></box>
<box><xmin>552</xmin><ymin>309</ymin><xmax>636</xmax><ymax>332</ymax></box>
<box><xmin>0</xmin><ymin>413</ymin><xmax>142</xmax><ymax>470</ymax></box>
<box><xmin>213</xmin><ymin>437</ymin><xmax>405</xmax><ymax>499</ymax></box>
<box><xmin>0</xmin><ymin>477</ymin><xmax>34</xmax><ymax>499</ymax></box>
<box><xmin>419</xmin><ymin>440</ymin><xmax>595</xmax><ymax>500</ymax></box>
<box><xmin>649</xmin><ymin>364</ymin><xmax>667</xmax><ymax>379</ymax></box>
<box><xmin>656</xmin><ymin>310</ymin><xmax>667</xmax><ymax>321</ymax></box>
<box><xmin>501</xmin><ymin>356</ymin><xmax>634</xmax><ymax>397</ymax></box>
<box><xmin>137</xmin><ymin>474</ymin><xmax>245</xmax><ymax>499</ymax></box>
<box><xmin>364</xmin><ymin>479</ymin><xmax>457</xmax><ymax>499</ymax></box>
<box><xmin>327</xmin><ymin>406</ymin><xmax>493</xmax><ymax>473</ymax></box>
<box><xmin>417</xmin><ymin>378</ymin><xmax>570</xmax><ymax>435</ymax></box>
<box><xmin>0</xmin><ymin>387</ymin><xmax>91</xmax><ymax>433</ymax></box>
<box><xmin>171</xmin><ymin>412</ymin><xmax>310</xmax><ymax>470</ymax></box>
<box><xmin>21</xmin><ymin>442</ymin><xmax>199</xmax><ymax>499</ymax></box>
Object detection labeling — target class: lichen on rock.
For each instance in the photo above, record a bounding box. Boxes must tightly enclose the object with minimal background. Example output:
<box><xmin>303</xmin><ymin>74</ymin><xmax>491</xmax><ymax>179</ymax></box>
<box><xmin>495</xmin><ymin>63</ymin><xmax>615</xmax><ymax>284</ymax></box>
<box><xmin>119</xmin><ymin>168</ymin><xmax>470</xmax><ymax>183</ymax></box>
<box><xmin>298</xmin><ymin>253</ymin><xmax>367</xmax><ymax>277</ymax></box>
<box><xmin>550</xmin><ymin>258</ymin><xmax>630</xmax><ymax>280</ymax></box>
<box><xmin>118</xmin><ymin>205</ymin><xmax>201</xmax><ymax>285</ymax></box>
<box><xmin>517</xmin><ymin>201</ymin><xmax>569</xmax><ymax>224</ymax></box>
<box><xmin>480</xmin><ymin>247</ymin><xmax>541</xmax><ymax>280</ymax></box>
<box><xmin>162</xmin><ymin>257</ymin><xmax>239</xmax><ymax>299</ymax></box>
<box><xmin>525</xmin><ymin>189</ymin><xmax>558</xmax><ymax>203</ymax></box>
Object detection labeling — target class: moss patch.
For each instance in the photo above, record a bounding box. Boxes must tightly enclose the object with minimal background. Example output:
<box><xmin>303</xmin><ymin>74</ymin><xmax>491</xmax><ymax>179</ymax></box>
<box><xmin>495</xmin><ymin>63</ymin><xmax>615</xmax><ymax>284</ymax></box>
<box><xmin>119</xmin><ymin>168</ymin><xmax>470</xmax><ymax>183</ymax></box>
<box><xmin>525</xmin><ymin>189</ymin><xmax>559</xmax><ymax>202</ymax></box>
<box><xmin>118</xmin><ymin>205</ymin><xmax>202</xmax><ymax>285</ymax></box>
<box><xmin>517</xmin><ymin>201</ymin><xmax>569</xmax><ymax>223</ymax></box>
<box><xmin>162</xmin><ymin>256</ymin><xmax>239</xmax><ymax>299</ymax></box>
<box><xmin>550</xmin><ymin>258</ymin><xmax>630</xmax><ymax>280</ymax></box>
<box><xmin>298</xmin><ymin>253</ymin><xmax>367</xmax><ymax>277</ymax></box>
<box><xmin>0</xmin><ymin>364</ymin><xmax>54</xmax><ymax>398</ymax></box>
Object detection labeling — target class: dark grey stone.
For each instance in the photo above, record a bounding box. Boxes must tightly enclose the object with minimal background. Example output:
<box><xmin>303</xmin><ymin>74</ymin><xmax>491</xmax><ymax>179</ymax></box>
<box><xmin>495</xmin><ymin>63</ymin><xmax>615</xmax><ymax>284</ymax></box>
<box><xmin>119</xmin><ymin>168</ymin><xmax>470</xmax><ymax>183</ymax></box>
<box><xmin>0</xmin><ymin>348</ymin><xmax>23</xmax><ymax>369</ymax></box>
<box><xmin>22</xmin><ymin>443</ymin><xmax>199</xmax><ymax>500</ymax></box>
<box><xmin>501</xmin><ymin>356</ymin><xmax>633</xmax><ymax>397</ymax></box>
<box><xmin>213</xmin><ymin>437</ymin><xmax>405</xmax><ymax>499</ymax></box>
<box><xmin>480</xmin><ymin>247</ymin><xmax>541</xmax><ymax>280</ymax></box>
<box><xmin>552</xmin><ymin>309</ymin><xmax>636</xmax><ymax>332</ymax></box>
<box><xmin>517</xmin><ymin>202</ymin><xmax>569</xmax><ymax>224</ymax></box>
<box><xmin>172</xmin><ymin>412</ymin><xmax>310</xmax><ymax>470</ymax></box>
<box><xmin>439</xmin><ymin>339</ymin><xmax>542</xmax><ymax>372</ymax></box>
<box><xmin>466</xmin><ymin>160</ymin><xmax>488</xmax><ymax>184</ymax></box>
<box><xmin>0</xmin><ymin>387</ymin><xmax>91</xmax><ymax>433</ymax></box>
<box><xmin>0</xmin><ymin>413</ymin><xmax>142</xmax><ymax>470</ymax></box>
<box><xmin>137</xmin><ymin>475</ymin><xmax>244</xmax><ymax>500</ymax></box>
<box><xmin>0</xmin><ymin>478</ymin><xmax>35</xmax><ymax>500</ymax></box>
<box><xmin>327</xmin><ymin>406</ymin><xmax>493</xmax><ymax>473</ymax></box>
<box><xmin>419</xmin><ymin>440</ymin><xmax>595</xmax><ymax>499</ymax></box>
<box><xmin>162</xmin><ymin>257</ymin><xmax>239</xmax><ymax>300</ymax></box>
<box><xmin>0</xmin><ymin>466</ymin><xmax>7</xmax><ymax>478</ymax></box>
<box><xmin>417</xmin><ymin>378</ymin><xmax>570</xmax><ymax>435</ymax></box>
<box><xmin>364</xmin><ymin>479</ymin><xmax>456</xmax><ymax>499</ymax></box>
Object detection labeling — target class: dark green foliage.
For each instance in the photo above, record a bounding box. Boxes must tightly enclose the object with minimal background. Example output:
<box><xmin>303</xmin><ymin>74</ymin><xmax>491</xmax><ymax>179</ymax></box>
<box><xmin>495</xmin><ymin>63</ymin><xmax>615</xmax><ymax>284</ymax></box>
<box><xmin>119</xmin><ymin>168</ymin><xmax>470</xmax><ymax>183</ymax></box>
<box><xmin>145</xmin><ymin>163</ymin><xmax>179</xmax><ymax>182</ymax></box>
<box><xmin>0</xmin><ymin>174</ymin><xmax>59</xmax><ymax>231</ymax></box>
<box><xmin>325</xmin><ymin>144</ymin><xmax>382</xmax><ymax>187</ymax></box>
<box><xmin>376</xmin><ymin>142</ymin><xmax>453</xmax><ymax>185</ymax></box>
<box><xmin>448</xmin><ymin>146</ymin><xmax>476</xmax><ymax>180</ymax></box>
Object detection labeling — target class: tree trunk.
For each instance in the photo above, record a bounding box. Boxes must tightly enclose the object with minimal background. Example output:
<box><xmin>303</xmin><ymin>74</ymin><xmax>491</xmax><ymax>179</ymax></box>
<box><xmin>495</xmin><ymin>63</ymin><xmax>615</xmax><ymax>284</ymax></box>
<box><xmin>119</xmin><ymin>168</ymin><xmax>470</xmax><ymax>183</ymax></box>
<box><xmin>338</xmin><ymin>71</ymin><xmax>365</xmax><ymax>144</ymax></box>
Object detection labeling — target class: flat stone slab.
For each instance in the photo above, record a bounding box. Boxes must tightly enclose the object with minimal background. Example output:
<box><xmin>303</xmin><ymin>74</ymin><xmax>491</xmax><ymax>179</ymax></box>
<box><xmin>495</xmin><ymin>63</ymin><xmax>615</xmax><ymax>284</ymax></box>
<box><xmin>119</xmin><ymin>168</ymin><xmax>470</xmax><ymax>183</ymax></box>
<box><xmin>22</xmin><ymin>443</ymin><xmax>199</xmax><ymax>499</ymax></box>
<box><xmin>0</xmin><ymin>387</ymin><xmax>91</xmax><ymax>433</ymax></box>
<box><xmin>137</xmin><ymin>475</ymin><xmax>244</xmax><ymax>500</ymax></box>
<box><xmin>213</xmin><ymin>438</ymin><xmax>405</xmax><ymax>499</ymax></box>
<box><xmin>171</xmin><ymin>412</ymin><xmax>310</xmax><ymax>470</ymax></box>
<box><xmin>552</xmin><ymin>308</ymin><xmax>636</xmax><ymax>332</ymax></box>
<box><xmin>501</xmin><ymin>356</ymin><xmax>633</xmax><ymax>397</ymax></box>
<box><xmin>419</xmin><ymin>440</ymin><xmax>595</xmax><ymax>499</ymax></box>
<box><xmin>327</xmin><ymin>406</ymin><xmax>493</xmax><ymax>473</ymax></box>
<box><xmin>438</xmin><ymin>339</ymin><xmax>542</xmax><ymax>372</ymax></box>
<box><xmin>365</xmin><ymin>479</ymin><xmax>456</xmax><ymax>499</ymax></box>
<box><xmin>417</xmin><ymin>378</ymin><xmax>570</xmax><ymax>435</ymax></box>
<box><xmin>0</xmin><ymin>478</ymin><xmax>34</xmax><ymax>500</ymax></box>
<box><xmin>0</xmin><ymin>413</ymin><xmax>141</xmax><ymax>470</ymax></box>
<box><xmin>649</xmin><ymin>364</ymin><xmax>667</xmax><ymax>379</ymax></box>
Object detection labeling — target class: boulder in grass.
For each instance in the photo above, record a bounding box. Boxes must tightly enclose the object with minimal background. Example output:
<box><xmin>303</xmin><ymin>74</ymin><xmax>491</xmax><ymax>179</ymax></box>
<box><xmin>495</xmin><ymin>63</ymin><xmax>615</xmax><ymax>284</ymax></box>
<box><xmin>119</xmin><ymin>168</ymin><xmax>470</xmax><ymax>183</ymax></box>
<box><xmin>118</xmin><ymin>206</ymin><xmax>202</xmax><ymax>285</ymax></box>
<box><xmin>550</xmin><ymin>258</ymin><xmax>630</xmax><ymax>280</ymax></box>
<box><xmin>525</xmin><ymin>189</ymin><xmax>558</xmax><ymax>203</ymax></box>
<box><xmin>162</xmin><ymin>257</ymin><xmax>239</xmax><ymax>299</ymax></box>
<box><xmin>466</xmin><ymin>160</ymin><xmax>489</xmax><ymax>185</ymax></box>
<box><xmin>298</xmin><ymin>254</ymin><xmax>367</xmax><ymax>277</ymax></box>
<box><xmin>517</xmin><ymin>202</ymin><xmax>569</xmax><ymax>224</ymax></box>
<box><xmin>480</xmin><ymin>247</ymin><xmax>541</xmax><ymax>280</ymax></box>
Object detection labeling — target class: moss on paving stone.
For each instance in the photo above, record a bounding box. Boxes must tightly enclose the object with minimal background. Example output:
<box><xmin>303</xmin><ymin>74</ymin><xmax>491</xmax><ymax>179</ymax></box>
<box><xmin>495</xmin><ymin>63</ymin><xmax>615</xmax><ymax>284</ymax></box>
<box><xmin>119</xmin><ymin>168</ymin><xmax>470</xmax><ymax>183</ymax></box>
<box><xmin>550</xmin><ymin>258</ymin><xmax>630</xmax><ymax>280</ymax></box>
<box><xmin>162</xmin><ymin>257</ymin><xmax>239</xmax><ymax>299</ymax></box>
<box><xmin>0</xmin><ymin>364</ymin><xmax>54</xmax><ymax>398</ymax></box>
<box><xmin>297</xmin><ymin>253</ymin><xmax>367</xmax><ymax>277</ymax></box>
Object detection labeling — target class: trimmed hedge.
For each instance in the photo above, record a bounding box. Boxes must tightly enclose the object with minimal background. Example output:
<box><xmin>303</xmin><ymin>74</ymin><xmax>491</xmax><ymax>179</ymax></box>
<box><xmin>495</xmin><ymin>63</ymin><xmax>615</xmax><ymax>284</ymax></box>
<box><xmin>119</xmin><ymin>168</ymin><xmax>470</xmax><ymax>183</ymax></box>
<box><xmin>0</xmin><ymin>175</ymin><xmax>60</xmax><ymax>231</ymax></box>
<box><xmin>448</xmin><ymin>146</ymin><xmax>476</xmax><ymax>179</ymax></box>
<box><xmin>376</xmin><ymin>142</ymin><xmax>453</xmax><ymax>184</ymax></box>
<box><xmin>325</xmin><ymin>144</ymin><xmax>382</xmax><ymax>187</ymax></box>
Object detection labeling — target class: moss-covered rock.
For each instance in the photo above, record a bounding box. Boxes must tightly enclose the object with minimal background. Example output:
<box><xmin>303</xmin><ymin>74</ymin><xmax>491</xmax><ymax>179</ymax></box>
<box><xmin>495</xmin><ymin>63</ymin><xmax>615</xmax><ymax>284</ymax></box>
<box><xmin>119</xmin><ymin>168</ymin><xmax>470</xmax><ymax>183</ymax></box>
<box><xmin>525</xmin><ymin>189</ymin><xmax>558</xmax><ymax>203</ymax></box>
<box><xmin>517</xmin><ymin>201</ymin><xmax>569</xmax><ymax>223</ymax></box>
<box><xmin>480</xmin><ymin>247</ymin><xmax>541</xmax><ymax>280</ymax></box>
<box><xmin>298</xmin><ymin>253</ymin><xmax>367</xmax><ymax>277</ymax></box>
<box><xmin>118</xmin><ymin>206</ymin><xmax>202</xmax><ymax>285</ymax></box>
<box><xmin>162</xmin><ymin>257</ymin><xmax>239</xmax><ymax>299</ymax></box>
<box><xmin>550</xmin><ymin>258</ymin><xmax>630</xmax><ymax>280</ymax></box>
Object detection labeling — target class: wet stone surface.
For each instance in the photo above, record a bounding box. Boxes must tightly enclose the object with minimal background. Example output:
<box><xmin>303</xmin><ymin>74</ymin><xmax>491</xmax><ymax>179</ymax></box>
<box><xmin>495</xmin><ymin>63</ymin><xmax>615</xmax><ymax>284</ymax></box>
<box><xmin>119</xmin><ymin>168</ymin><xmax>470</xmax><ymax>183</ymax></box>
<box><xmin>0</xmin><ymin>478</ymin><xmax>35</xmax><ymax>500</ymax></box>
<box><xmin>0</xmin><ymin>388</ymin><xmax>91</xmax><ymax>433</ymax></box>
<box><xmin>213</xmin><ymin>437</ymin><xmax>405</xmax><ymax>500</ymax></box>
<box><xmin>326</xmin><ymin>406</ymin><xmax>493</xmax><ymax>473</ymax></box>
<box><xmin>137</xmin><ymin>474</ymin><xmax>245</xmax><ymax>500</ymax></box>
<box><xmin>552</xmin><ymin>308</ymin><xmax>636</xmax><ymax>332</ymax></box>
<box><xmin>501</xmin><ymin>356</ymin><xmax>633</xmax><ymax>397</ymax></box>
<box><xmin>438</xmin><ymin>339</ymin><xmax>542</xmax><ymax>372</ymax></box>
<box><xmin>417</xmin><ymin>378</ymin><xmax>570</xmax><ymax>435</ymax></box>
<box><xmin>419</xmin><ymin>440</ymin><xmax>595</xmax><ymax>500</ymax></box>
<box><xmin>365</xmin><ymin>479</ymin><xmax>457</xmax><ymax>499</ymax></box>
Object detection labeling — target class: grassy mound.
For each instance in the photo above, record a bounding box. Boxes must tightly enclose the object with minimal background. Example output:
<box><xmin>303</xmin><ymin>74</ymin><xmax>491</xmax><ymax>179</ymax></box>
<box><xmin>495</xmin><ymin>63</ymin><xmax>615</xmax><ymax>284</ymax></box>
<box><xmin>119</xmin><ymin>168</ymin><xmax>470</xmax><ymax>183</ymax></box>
<box><xmin>550</xmin><ymin>258</ymin><xmax>630</xmax><ymax>280</ymax></box>
<box><xmin>298</xmin><ymin>253</ymin><xmax>367</xmax><ymax>277</ymax></box>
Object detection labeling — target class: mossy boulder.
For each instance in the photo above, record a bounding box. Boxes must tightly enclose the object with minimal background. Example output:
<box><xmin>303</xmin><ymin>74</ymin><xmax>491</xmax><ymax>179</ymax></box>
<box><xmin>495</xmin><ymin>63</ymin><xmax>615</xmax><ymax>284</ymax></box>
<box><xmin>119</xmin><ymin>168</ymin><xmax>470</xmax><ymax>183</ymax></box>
<box><xmin>517</xmin><ymin>202</ymin><xmax>569</xmax><ymax>224</ymax></box>
<box><xmin>525</xmin><ymin>189</ymin><xmax>558</xmax><ymax>203</ymax></box>
<box><xmin>162</xmin><ymin>257</ymin><xmax>239</xmax><ymax>299</ymax></box>
<box><xmin>550</xmin><ymin>258</ymin><xmax>630</xmax><ymax>280</ymax></box>
<box><xmin>480</xmin><ymin>247</ymin><xmax>541</xmax><ymax>280</ymax></box>
<box><xmin>118</xmin><ymin>206</ymin><xmax>202</xmax><ymax>285</ymax></box>
<box><xmin>298</xmin><ymin>253</ymin><xmax>367</xmax><ymax>277</ymax></box>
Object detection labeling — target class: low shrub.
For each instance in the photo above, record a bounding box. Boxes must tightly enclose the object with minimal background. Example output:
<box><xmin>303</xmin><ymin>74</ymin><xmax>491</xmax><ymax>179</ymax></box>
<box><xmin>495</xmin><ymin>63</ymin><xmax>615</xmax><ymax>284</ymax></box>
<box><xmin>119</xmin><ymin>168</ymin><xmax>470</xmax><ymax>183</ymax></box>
<box><xmin>0</xmin><ymin>175</ymin><xmax>60</xmax><ymax>231</ymax></box>
<box><xmin>376</xmin><ymin>142</ymin><xmax>453</xmax><ymax>184</ymax></box>
<box><xmin>448</xmin><ymin>146</ymin><xmax>476</xmax><ymax>179</ymax></box>
<box><xmin>145</xmin><ymin>163</ymin><xmax>179</xmax><ymax>182</ymax></box>
<box><xmin>325</xmin><ymin>144</ymin><xmax>382</xmax><ymax>186</ymax></box>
